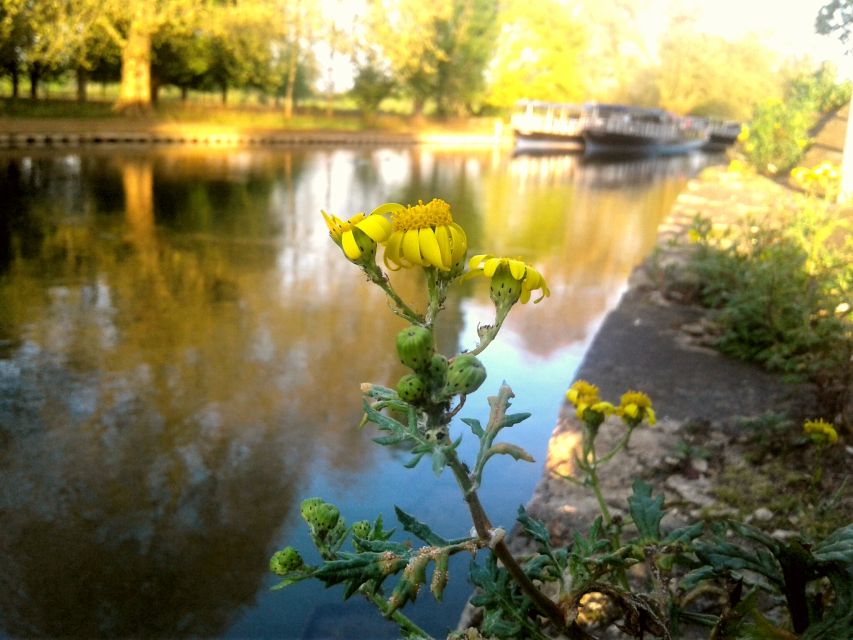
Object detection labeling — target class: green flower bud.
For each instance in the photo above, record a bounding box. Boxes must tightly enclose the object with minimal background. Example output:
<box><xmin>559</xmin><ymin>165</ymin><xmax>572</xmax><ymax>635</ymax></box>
<box><xmin>395</xmin><ymin>325</ymin><xmax>434</xmax><ymax>371</ymax></box>
<box><xmin>397</xmin><ymin>373</ymin><xmax>427</xmax><ymax>402</ymax></box>
<box><xmin>351</xmin><ymin>520</ymin><xmax>371</xmax><ymax>539</ymax></box>
<box><xmin>426</xmin><ymin>353</ymin><xmax>449</xmax><ymax>389</ymax></box>
<box><xmin>446</xmin><ymin>354</ymin><xmax>487</xmax><ymax>395</ymax></box>
<box><xmin>312</xmin><ymin>503</ymin><xmax>340</xmax><ymax>533</ymax></box>
<box><xmin>489</xmin><ymin>267</ymin><xmax>522</xmax><ymax>308</ymax></box>
<box><xmin>269</xmin><ymin>547</ymin><xmax>304</xmax><ymax>575</ymax></box>
<box><xmin>300</xmin><ymin>497</ymin><xmax>325</xmax><ymax>524</ymax></box>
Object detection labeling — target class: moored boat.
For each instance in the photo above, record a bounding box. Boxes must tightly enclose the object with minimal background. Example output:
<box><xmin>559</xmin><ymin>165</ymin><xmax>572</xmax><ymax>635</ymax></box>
<box><xmin>511</xmin><ymin>101</ymin><xmax>587</xmax><ymax>152</ymax></box>
<box><xmin>582</xmin><ymin>107</ymin><xmax>709</xmax><ymax>157</ymax></box>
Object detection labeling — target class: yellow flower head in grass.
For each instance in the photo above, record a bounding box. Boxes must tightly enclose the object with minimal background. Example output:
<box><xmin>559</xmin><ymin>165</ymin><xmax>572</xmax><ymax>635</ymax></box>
<box><xmin>618</xmin><ymin>390</ymin><xmax>656</xmax><ymax>427</ymax></box>
<box><xmin>804</xmin><ymin>419</ymin><xmax>838</xmax><ymax>445</ymax></box>
<box><xmin>322</xmin><ymin>203</ymin><xmax>397</xmax><ymax>263</ymax></box>
<box><xmin>468</xmin><ymin>255</ymin><xmax>550</xmax><ymax>306</ymax></box>
<box><xmin>383</xmin><ymin>198</ymin><xmax>467</xmax><ymax>271</ymax></box>
<box><xmin>566</xmin><ymin>380</ymin><xmax>616</xmax><ymax>424</ymax></box>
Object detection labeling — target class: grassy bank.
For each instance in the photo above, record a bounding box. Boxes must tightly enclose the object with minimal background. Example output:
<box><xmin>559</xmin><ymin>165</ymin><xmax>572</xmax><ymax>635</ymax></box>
<box><xmin>0</xmin><ymin>98</ymin><xmax>504</xmax><ymax>138</ymax></box>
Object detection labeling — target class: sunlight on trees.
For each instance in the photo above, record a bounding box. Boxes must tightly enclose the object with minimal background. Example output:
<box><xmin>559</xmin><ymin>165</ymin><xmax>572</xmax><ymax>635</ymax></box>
<box><xmin>0</xmin><ymin>0</ymin><xmax>847</xmax><ymax>126</ymax></box>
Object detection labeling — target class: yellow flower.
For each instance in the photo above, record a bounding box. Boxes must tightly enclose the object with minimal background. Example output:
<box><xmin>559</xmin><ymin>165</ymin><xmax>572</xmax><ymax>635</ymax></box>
<box><xmin>566</xmin><ymin>380</ymin><xmax>599</xmax><ymax>407</ymax></box>
<box><xmin>383</xmin><ymin>198</ymin><xmax>467</xmax><ymax>271</ymax></box>
<box><xmin>804</xmin><ymin>419</ymin><xmax>838</xmax><ymax>445</ymax></box>
<box><xmin>468</xmin><ymin>255</ymin><xmax>550</xmax><ymax>304</ymax></box>
<box><xmin>322</xmin><ymin>204</ymin><xmax>396</xmax><ymax>262</ymax></box>
<box><xmin>566</xmin><ymin>380</ymin><xmax>601</xmax><ymax>418</ymax></box>
<box><xmin>618</xmin><ymin>390</ymin><xmax>656</xmax><ymax>426</ymax></box>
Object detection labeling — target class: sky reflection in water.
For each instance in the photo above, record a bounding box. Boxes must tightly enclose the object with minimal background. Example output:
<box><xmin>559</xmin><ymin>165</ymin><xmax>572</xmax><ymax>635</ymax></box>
<box><xmin>0</xmin><ymin>146</ymin><xmax>714</xmax><ymax>639</ymax></box>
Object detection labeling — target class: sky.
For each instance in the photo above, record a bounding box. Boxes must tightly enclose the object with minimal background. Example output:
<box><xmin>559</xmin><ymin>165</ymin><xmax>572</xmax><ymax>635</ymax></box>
<box><xmin>688</xmin><ymin>0</ymin><xmax>852</xmax><ymax>77</ymax></box>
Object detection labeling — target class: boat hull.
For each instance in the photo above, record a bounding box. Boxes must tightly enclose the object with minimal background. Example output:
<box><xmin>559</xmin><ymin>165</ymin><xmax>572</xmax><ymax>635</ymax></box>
<box><xmin>513</xmin><ymin>130</ymin><xmax>584</xmax><ymax>152</ymax></box>
<box><xmin>583</xmin><ymin>129</ymin><xmax>708</xmax><ymax>157</ymax></box>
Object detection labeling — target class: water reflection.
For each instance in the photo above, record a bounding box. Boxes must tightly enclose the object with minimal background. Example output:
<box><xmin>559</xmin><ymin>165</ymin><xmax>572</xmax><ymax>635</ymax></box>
<box><xmin>0</xmin><ymin>146</ymin><xmax>718</xmax><ymax>638</ymax></box>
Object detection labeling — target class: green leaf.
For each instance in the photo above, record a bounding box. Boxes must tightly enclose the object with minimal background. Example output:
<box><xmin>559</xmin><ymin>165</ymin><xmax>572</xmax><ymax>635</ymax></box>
<box><xmin>271</xmin><ymin>574</ymin><xmax>310</xmax><ymax>590</ymax></box>
<box><xmin>431</xmin><ymin>449</ymin><xmax>446</xmax><ymax>476</ymax></box>
<box><xmin>812</xmin><ymin>523</ymin><xmax>853</xmax><ymax>565</ymax></box>
<box><xmin>487</xmin><ymin>443</ymin><xmax>534</xmax><ymax>463</ymax></box>
<box><xmin>663</xmin><ymin>521</ymin><xmax>705</xmax><ymax>545</ymax></box>
<box><xmin>395</xmin><ymin>506</ymin><xmax>450</xmax><ymax>547</ymax></box>
<box><xmin>628</xmin><ymin>479</ymin><xmax>665</xmax><ymax>542</ymax></box>
<box><xmin>498</xmin><ymin>412</ymin><xmax>531</xmax><ymax>429</ymax></box>
<box><xmin>403</xmin><ymin>452</ymin><xmax>426</xmax><ymax>469</ymax></box>
<box><xmin>373</xmin><ymin>433</ymin><xmax>412</xmax><ymax>446</ymax></box>
<box><xmin>462</xmin><ymin>417</ymin><xmax>484</xmax><ymax>437</ymax></box>
<box><xmin>516</xmin><ymin>505</ymin><xmax>551</xmax><ymax>548</ymax></box>
<box><xmin>693</xmin><ymin>538</ymin><xmax>783</xmax><ymax>587</ymax></box>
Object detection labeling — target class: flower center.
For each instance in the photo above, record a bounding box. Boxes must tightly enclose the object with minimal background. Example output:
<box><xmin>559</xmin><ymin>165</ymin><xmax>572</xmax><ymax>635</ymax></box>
<box><xmin>392</xmin><ymin>199</ymin><xmax>453</xmax><ymax>232</ymax></box>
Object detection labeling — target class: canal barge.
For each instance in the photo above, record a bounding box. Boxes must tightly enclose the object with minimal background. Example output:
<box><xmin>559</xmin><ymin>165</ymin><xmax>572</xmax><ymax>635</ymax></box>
<box><xmin>512</xmin><ymin>101</ymin><xmax>737</xmax><ymax>157</ymax></box>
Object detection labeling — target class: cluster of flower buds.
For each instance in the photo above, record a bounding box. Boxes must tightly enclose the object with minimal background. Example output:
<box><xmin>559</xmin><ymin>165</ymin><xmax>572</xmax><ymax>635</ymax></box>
<box><xmin>394</xmin><ymin>325</ymin><xmax>486</xmax><ymax>407</ymax></box>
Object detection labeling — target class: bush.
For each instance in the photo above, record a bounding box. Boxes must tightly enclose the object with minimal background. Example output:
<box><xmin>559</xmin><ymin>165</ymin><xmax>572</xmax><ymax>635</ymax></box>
<box><xmin>686</xmin><ymin>181</ymin><xmax>852</xmax><ymax>426</ymax></box>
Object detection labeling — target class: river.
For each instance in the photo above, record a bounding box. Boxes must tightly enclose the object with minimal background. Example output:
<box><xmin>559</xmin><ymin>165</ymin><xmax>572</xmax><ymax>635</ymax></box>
<box><xmin>0</xmin><ymin>145</ymin><xmax>719</xmax><ymax>639</ymax></box>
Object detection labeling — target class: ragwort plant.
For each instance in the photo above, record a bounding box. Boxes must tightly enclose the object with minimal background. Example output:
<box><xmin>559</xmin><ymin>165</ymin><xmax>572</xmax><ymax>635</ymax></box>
<box><xmin>270</xmin><ymin>198</ymin><xmax>853</xmax><ymax>639</ymax></box>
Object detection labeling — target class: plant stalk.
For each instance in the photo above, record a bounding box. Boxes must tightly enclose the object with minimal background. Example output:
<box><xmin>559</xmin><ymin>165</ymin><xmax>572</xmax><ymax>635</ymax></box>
<box><xmin>445</xmin><ymin>453</ymin><xmax>587</xmax><ymax>638</ymax></box>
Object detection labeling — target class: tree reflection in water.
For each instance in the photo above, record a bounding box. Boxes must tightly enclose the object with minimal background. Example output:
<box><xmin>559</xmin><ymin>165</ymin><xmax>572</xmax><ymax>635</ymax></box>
<box><xmin>0</xmin><ymin>147</ymin><xmax>716</xmax><ymax>638</ymax></box>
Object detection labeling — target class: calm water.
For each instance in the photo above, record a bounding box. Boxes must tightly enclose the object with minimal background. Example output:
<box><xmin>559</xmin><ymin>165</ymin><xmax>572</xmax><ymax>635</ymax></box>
<box><xmin>0</xmin><ymin>146</ymin><xmax>718</xmax><ymax>639</ymax></box>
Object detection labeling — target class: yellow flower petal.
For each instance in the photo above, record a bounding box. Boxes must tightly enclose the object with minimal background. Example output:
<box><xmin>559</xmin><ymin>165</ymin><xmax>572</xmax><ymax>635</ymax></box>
<box><xmin>508</xmin><ymin>259</ymin><xmax>526</xmax><ymax>280</ymax></box>
<box><xmin>418</xmin><ymin>227</ymin><xmax>445</xmax><ymax>269</ymax></box>
<box><xmin>358</xmin><ymin>215</ymin><xmax>391</xmax><ymax>242</ymax></box>
<box><xmin>483</xmin><ymin>258</ymin><xmax>501</xmax><ymax>278</ymax></box>
<box><xmin>383</xmin><ymin>232</ymin><xmax>404</xmax><ymax>270</ymax></box>
<box><xmin>402</xmin><ymin>230</ymin><xmax>424</xmax><ymax>266</ymax></box>
<box><xmin>370</xmin><ymin>202</ymin><xmax>405</xmax><ymax>217</ymax></box>
<box><xmin>435</xmin><ymin>225</ymin><xmax>452</xmax><ymax>268</ymax></box>
<box><xmin>469</xmin><ymin>254</ymin><xmax>490</xmax><ymax>270</ymax></box>
<box><xmin>449</xmin><ymin>223</ymin><xmax>467</xmax><ymax>262</ymax></box>
<box><xmin>341</xmin><ymin>231</ymin><xmax>362</xmax><ymax>261</ymax></box>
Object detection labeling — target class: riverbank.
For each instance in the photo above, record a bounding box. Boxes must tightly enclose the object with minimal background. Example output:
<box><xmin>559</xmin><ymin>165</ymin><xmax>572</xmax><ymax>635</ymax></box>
<box><xmin>459</xmin><ymin>162</ymin><xmax>852</xmax><ymax>637</ymax></box>
<box><xmin>0</xmin><ymin>112</ymin><xmax>510</xmax><ymax>148</ymax></box>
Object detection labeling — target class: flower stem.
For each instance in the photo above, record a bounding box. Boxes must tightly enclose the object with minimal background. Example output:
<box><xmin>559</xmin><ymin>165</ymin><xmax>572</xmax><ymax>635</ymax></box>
<box><xmin>444</xmin><ymin>451</ymin><xmax>589</xmax><ymax>638</ymax></box>
<box><xmin>363</xmin><ymin>589</ymin><xmax>434</xmax><ymax>638</ymax></box>
<box><xmin>366</xmin><ymin>266</ymin><xmax>424</xmax><ymax>324</ymax></box>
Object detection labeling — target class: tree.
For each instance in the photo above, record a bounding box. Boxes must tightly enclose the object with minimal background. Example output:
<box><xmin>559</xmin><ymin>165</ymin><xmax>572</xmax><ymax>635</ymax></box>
<box><xmin>432</xmin><ymin>0</ymin><xmax>498</xmax><ymax>116</ymax></box>
<box><xmin>94</xmin><ymin>0</ymin><xmax>201</xmax><ymax>113</ymax></box>
<box><xmin>655</xmin><ymin>30</ymin><xmax>781</xmax><ymax>119</ymax></box>
<box><xmin>816</xmin><ymin>0</ymin><xmax>853</xmax><ymax>200</ymax></box>
<box><xmin>484</xmin><ymin>0</ymin><xmax>587</xmax><ymax>109</ymax></box>
<box><xmin>367</xmin><ymin>0</ymin><xmax>498</xmax><ymax>117</ymax></box>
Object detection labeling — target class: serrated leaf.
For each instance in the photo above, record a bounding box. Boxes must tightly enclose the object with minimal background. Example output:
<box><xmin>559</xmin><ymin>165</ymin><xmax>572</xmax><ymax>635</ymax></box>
<box><xmin>395</xmin><ymin>506</ymin><xmax>450</xmax><ymax>547</ymax></box>
<box><xmin>663</xmin><ymin>521</ymin><xmax>705</xmax><ymax>545</ymax></box>
<box><xmin>628</xmin><ymin>479</ymin><xmax>664</xmax><ymax>542</ymax></box>
<box><xmin>403</xmin><ymin>452</ymin><xmax>426</xmax><ymax>469</ymax></box>
<box><xmin>462</xmin><ymin>417</ymin><xmax>484</xmax><ymax>437</ymax></box>
<box><xmin>487</xmin><ymin>442</ymin><xmax>534</xmax><ymax>463</ymax></box>
<box><xmin>373</xmin><ymin>433</ymin><xmax>412</xmax><ymax>446</ymax></box>
<box><xmin>680</xmin><ymin>565</ymin><xmax>719</xmax><ymax>592</ymax></box>
<box><xmin>694</xmin><ymin>538</ymin><xmax>783</xmax><ymax>586</ymax></box>
<box><xmin>517</xmin><ymin>505</ymin><xmax>551</xmax><ymax>548</ymax></box>
<box><xmin>812</xmin><ymin>523</ymin><xmax>853</xmax><ymax>565</ymax></box>
<box><xmin>499</xmin><ymin>412</ymin><xmax>531</xmax><ymax>429</ymax></box>
<box><xmin>482</xmin><ymin>608</ymin><xmax>522</xmax><ymax>638</ymax></box>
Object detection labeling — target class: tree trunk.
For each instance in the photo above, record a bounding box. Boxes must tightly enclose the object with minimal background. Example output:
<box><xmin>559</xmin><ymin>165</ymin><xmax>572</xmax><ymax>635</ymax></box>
<box><xmin>181</xmin><ymin>86</ymin><xmax>188</xmax><ymax>101</ymax></box>
<box><xmin>151</xmin><ymin>80</ymin><xmax>160</xmax><ymax>105</ymax></box>
<box><xmin>29</xmin><ymin>68</ymin><xmax>39</xmax><ymax>99</ymax></box>
<box><xmin>839</xmin><ymin>94</ymin><xmax>853</xmax><ymax>203</ymax></box>
<box><xmin>76</xmin><ymin>67</ymin><xmax>88</xmax><ymax>103</ymax></box>
<box><xmin>11</xmin><ymin>67</ymin><xmax>19</xmax><ymax>98</ymax></box>
<box><xmin>220</xmin><ymin>84</ymin><xmax>228</xmax><ymax>105</ymax></box>
<box><xmin>116</xmin><ymin>17</ymin><xmax>152</xmax><ymax>114</ymax></box>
